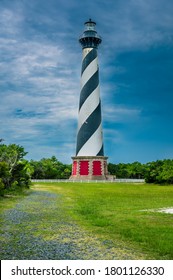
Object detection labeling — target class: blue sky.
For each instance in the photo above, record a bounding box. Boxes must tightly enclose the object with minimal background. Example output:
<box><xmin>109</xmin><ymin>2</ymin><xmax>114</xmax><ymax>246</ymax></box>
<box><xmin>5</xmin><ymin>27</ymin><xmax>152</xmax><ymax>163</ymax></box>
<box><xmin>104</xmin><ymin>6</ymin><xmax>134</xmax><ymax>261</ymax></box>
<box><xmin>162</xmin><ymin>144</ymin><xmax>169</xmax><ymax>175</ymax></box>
<box><xmin>0</xmin><ymin>0</ymin><xmax>173</xmax><ymax>164</ymax></box>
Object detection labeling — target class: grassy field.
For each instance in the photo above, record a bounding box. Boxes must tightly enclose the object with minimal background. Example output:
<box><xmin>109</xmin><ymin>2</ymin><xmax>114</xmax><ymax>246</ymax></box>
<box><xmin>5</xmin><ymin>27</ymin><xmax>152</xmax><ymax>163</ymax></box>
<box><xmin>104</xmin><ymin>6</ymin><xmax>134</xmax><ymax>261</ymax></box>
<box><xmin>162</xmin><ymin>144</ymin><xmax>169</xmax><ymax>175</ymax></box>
<box><xmin>0</xmin><ymin>182</ymin><xmax>173</xmax><ymax>259</ymax></box>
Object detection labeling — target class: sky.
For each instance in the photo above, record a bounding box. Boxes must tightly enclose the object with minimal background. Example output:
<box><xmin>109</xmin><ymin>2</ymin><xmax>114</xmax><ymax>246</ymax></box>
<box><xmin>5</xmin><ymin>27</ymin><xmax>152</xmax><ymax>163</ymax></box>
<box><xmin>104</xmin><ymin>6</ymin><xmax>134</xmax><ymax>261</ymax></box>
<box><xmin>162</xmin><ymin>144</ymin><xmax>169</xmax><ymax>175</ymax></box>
<box><xmin>0</xmin><ymin>0</ymin><xmax>173</xmax><ymax>164</ymax></box>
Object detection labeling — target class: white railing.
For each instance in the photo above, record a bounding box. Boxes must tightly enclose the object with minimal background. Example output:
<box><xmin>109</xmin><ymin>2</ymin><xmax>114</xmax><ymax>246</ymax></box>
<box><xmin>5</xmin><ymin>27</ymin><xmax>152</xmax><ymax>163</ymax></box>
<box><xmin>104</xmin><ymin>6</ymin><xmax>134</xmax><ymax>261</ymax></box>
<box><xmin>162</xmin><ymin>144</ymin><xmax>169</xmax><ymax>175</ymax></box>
<box><xmin>31</xmin><ymin>179</ymin><xmax>145</xmax><ymax>183</ymax></box>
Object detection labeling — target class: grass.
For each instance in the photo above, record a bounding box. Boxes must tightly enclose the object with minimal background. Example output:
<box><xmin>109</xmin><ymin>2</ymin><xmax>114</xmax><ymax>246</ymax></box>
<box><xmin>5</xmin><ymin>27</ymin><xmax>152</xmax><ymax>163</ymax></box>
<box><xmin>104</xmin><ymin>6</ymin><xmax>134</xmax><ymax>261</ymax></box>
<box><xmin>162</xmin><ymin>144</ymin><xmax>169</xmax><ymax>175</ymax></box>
<box><xmin>0</xmin><ymin>188</ymin><xmax>31</xmax><ymax>212</ymax></box>
<box><xmin>1</xmin><ymin>182</ymin><xmax>173</xmax><ymax>259</ymax></box>
<box><xmin>34</xmin><ymin>182</ymin><xmax>173</xmax><ymax>259</ymax></box>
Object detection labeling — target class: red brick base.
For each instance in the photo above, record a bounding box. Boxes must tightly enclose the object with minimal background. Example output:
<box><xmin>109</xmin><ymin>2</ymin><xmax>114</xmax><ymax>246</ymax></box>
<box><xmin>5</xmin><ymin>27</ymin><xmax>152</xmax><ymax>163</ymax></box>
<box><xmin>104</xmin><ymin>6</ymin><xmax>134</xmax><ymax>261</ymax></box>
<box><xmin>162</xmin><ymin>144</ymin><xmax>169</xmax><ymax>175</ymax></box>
<box><xmin>70</xmin><ymin>156</ymin><xmax>109</xmax><ymax>180</ymax></box>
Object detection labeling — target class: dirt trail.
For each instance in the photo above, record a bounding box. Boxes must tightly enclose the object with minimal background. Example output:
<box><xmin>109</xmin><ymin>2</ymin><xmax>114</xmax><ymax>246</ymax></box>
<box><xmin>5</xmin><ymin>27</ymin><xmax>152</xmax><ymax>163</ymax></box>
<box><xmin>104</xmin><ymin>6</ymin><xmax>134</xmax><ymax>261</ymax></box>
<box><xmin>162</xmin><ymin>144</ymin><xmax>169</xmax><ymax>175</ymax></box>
<box><xmin>0</xmin><ymin>190</ymin><xmax>147</xmax><ymax>259</ymax></box>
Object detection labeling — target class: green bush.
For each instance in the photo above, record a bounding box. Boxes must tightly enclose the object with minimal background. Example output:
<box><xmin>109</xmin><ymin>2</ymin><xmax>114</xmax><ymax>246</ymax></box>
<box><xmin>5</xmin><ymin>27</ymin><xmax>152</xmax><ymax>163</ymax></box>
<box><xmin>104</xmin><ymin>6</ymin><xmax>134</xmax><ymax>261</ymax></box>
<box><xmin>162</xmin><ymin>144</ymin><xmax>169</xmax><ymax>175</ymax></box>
<box><xmin>0</xmin><ymin>178</ymin><xmax>5</xmax><ymax>196</ymax></box>
<box><xmin>0</xmin><ymin>143</ymin><xmax>33</xmax><ymax>194</ymax></box>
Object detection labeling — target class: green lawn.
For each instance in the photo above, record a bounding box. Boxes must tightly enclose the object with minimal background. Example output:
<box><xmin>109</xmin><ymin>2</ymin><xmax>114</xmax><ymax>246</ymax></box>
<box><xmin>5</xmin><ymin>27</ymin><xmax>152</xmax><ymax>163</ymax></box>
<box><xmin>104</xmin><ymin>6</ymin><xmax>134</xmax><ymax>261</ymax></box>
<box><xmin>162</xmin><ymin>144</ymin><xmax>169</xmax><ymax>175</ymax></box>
<box><xmin>33</xmin><ymin>182</ymin><xmax>173</xmax><ymax>259</ymax></box>
<box><xmin>1</xmin><ymin>182</ymin><xmax>173</xmax><ymax>259</ymax></box>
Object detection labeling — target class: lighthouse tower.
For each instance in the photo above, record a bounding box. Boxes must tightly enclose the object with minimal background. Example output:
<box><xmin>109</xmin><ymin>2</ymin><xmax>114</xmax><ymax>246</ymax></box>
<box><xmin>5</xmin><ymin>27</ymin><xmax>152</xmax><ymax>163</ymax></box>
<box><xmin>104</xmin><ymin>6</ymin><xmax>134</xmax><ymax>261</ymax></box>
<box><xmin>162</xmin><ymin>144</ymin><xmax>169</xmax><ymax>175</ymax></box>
<box><xmin>70</xmin><ymin>19</ymin><xmax>108</xmax><ymax>180</ymax></box>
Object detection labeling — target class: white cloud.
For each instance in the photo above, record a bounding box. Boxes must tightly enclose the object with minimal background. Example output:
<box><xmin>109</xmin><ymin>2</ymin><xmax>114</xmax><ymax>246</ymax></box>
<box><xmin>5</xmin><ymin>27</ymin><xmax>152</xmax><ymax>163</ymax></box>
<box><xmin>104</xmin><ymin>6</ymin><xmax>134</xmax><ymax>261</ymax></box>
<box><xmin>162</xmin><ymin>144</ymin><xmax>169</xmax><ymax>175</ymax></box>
<box><xmin>103</xmin><ymin>105</ymin><xmax>141</xmax><ymax>123</ymax></box>
<box><xmin>99</xmin><ymin>0</ymin><xmax>173</xmax><ymax>53</ymax></box>
<box><xmin>104</xmin><ymin>128</ymin><xmax>124</xmax><ymax>143</ymax></box>
<box><xmin>0</xmin><ymin>7</ymin><xmax>24</xmax><ymax>35</ymax></box>
<box><xmin>0</xmin><ymin>4</ymin><xmax>80</xmax><ymax>161</ymax></box>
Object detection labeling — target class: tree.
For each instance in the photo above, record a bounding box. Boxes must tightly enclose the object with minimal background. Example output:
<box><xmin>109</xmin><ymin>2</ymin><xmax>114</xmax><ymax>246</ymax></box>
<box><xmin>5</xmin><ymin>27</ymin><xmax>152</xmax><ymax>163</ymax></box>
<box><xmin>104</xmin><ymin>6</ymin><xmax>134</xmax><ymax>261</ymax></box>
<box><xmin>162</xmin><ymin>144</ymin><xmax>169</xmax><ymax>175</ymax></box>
<box><xmin>30</xmin><ymin>157</ymin><xmax>72</xmax><ymax>179</ymax></box>
<box><xmin>108</xmin><ymin>162</ymin><xmax>145</xmax><ymax>179</ymax></box>
<box><xmin>0</xmin><ymin>143</ymin><xmax>31</xmax><ymax>195</ymax></box>
<box><xmin>144</xmin><ymin>160</ymin><xmax>163</xmax><ymax>183</ymax></box>
<box><xmin>126</xmin><ymin>162</ymin><xmax>145</xmax><ymax>179</ymax></box>
<box><xmin>0</xmin><ymin>162</ymin><xmax>10</xmax><ymax>195</ymax></box>
<box><xmin>0</xmin><ymin>144</ymin><xmax>27</xmax><ymax>174</ymax></box>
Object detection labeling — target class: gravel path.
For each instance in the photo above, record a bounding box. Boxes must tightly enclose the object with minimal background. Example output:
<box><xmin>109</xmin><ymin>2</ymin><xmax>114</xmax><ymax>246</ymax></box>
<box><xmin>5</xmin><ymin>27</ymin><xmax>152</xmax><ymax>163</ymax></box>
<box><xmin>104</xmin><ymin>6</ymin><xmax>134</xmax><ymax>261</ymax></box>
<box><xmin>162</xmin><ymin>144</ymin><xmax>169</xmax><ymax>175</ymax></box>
<box><xmin>0</xmin><ymin>190</ymin><xmax>147</xmax><ymax>260</ymax></box>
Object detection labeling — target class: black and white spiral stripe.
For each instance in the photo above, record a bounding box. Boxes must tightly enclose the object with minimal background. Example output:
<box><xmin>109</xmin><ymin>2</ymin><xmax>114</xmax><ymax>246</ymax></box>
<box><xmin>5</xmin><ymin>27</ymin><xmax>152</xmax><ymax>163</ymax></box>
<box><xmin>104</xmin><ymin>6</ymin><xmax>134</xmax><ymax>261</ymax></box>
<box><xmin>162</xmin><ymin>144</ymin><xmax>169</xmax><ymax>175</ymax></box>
<box><xmin>76</xmin><ymin>48</ymin><xmax>104</xmax><ymax>156</ymax></box>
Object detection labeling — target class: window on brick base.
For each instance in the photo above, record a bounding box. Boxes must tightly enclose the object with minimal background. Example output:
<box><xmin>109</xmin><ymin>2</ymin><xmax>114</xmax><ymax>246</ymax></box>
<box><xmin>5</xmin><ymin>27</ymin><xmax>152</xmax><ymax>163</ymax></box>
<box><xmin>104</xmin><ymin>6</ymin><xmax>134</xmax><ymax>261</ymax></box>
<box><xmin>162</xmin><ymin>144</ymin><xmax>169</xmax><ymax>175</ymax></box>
<box><xmin>93</xmin><ymin>161</ymin><xmax>102</xmax><ymax>175</ymax></box>
<box><xmin>72</xmin><ymin>161</ymin><xmax>77</xmax><ymax>175</ymax></box>
<box><xmin>79</xmin><ymin>161</ymin><xmax>89</xmax><ymax>175</ymax></box>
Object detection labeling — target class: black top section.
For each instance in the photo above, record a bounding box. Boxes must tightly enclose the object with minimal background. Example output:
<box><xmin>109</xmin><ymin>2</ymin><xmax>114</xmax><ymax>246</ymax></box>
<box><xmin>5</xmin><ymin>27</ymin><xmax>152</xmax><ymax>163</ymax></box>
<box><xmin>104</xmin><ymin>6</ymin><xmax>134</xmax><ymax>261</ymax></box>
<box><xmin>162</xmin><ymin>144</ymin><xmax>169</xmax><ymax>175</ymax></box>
<box><xmin>85</xmin><ymin>18</ymin><xmax>96</xmax><ymax>25</ymax></box>
<box><xmin>79</xmin><ymin>19</ymin><xmax>102</xmax><ymax>49</ymax></box>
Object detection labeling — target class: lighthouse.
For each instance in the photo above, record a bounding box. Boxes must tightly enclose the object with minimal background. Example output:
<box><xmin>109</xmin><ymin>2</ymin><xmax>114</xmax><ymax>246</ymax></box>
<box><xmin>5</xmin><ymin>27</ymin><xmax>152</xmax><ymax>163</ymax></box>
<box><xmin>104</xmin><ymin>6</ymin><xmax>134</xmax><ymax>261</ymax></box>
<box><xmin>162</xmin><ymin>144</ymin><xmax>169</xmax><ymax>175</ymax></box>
<box><xmin>70</xmin><ymin>19</ymin><xmax>108</xmax><ymax>180</ymax></box>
